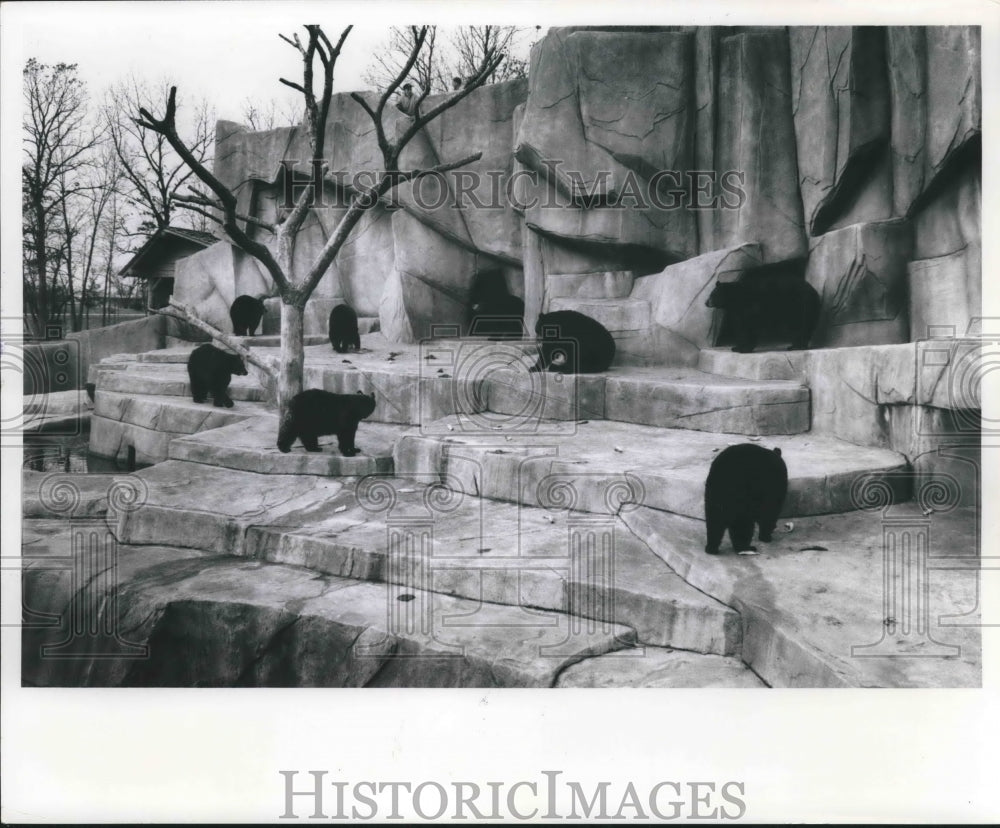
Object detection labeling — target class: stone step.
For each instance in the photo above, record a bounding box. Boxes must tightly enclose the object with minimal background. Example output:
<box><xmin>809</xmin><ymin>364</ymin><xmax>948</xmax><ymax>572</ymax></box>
<box><xmin>22</xmin><ymin>521</ymin><xmax>634</xmax><ymax>688</ymax></box>
<box><xmin>234</xmin><ymin>334</ymin><xmax>330</xmax><ymax>348</ymax></box>
<box><xmin>95</xmin><ymin>339</ymin><xmax>808</xmax><ymax>436</ymax></box>
<box><xmin>112</xmin><ymin>463</ymin><xmax>741</xmax><ymax>653</ymax></box>
<box><xmin>619</xmin><ymin>504</ymin><xmax>981</xmax><ymax>688</ymax></box>
<box><xmin>555</xmin><ymin>646</ymin><xmax>766</xmax><ymax>688</ymax></box>
<box><xmin>136</xmin><ymin>346</ymin><xmax>197</xmax><ymax>363</ymax></box>
<box><xmin>22</xmin><ymin>389</ymin><xmax>91</xmax><ymax>434</ymax></box>
<box><xmin>86</xmin><ymin>353</ymin><xmax>138</xmax><ymax>386</ymax></box>
<box><xmin>394</xmin><ymin>419</ymin><xmax>912</xmax><ymax>519</ymax></box>
<box><xmin>168</xmin><ymin>414</ymin><xmax>399</xmax><ymax>476</ymax></box>
<box><xmin>482</xmin><ymin>364</ymin><xmax>809</xmax><ymax>434</ymax></box>
<box><xmin>545</xmin><ymin>270</ymin><xmax>635</xmax><ymax>300</ymax></box>
<box><xmin>90</xmin><ymin>392</ymin><xmax>267</xmax><ymax>465</ymax></box>
<box><xmin>22</xmin><ymin>470</ymin><xmax>115</xmax><ymax>519</ymax></box>
<box><xmin>298</xmin><ymin>339</ymin><xmax>809</xmax><ymax>435</ymax></box>
<box><xmin>95</xmin><ymin>391</ymin><xmax>264</xmax><ymax>433</ymax></box>
<box><xmin>698</xmin><ymin>347</ymin><xmax>809</xmax><ymax>381</ymax></box>
<box><xmin>98</xmin><ymin>365</ymin><xmax>267</xmax><ymax>401</ymax></box>
<box><xmin>246</xmin><ymin>480</ymin><xmax>741</xmax><ymax>654</ymax></box>
<box><xmin>547</xmin><ymin>297</ymin><xmax>652</xmax><ymax>333</ymax></box>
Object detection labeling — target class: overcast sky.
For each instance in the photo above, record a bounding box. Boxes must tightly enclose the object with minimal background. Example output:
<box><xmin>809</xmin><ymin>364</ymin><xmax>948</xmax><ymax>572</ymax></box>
<box><xmin>4</xmin><ymin>3</ymin><xmax>546</xmax><ymax>123</ymax></box>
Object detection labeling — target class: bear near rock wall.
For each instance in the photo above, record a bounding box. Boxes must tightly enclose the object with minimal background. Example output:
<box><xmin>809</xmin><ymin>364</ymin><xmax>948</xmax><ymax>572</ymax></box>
<box><xmin>169</xmin><ymin>25</ymin><xmax>980</xmax><ymax>485</ymax></box>
<box><xmin>192</xmin><ymin>83</ymin><xmax>528</xmax><ymax>344</ymax></box>
<box><xmin>171</xmin><ymin>25</ymin><xmax>980</xmax><ymax>352</ymax></box>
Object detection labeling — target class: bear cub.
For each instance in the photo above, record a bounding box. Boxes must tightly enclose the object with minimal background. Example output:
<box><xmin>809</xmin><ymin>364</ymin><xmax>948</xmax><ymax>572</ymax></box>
<box><xmin>329</xmin><ymin>303</ymin><xmax>361</xmax><ymax>353</ymax></box>
<box><xmin>276</xmin><ymin>389</ymin><xmax>377</xmax><ymax>456</ymax></box>
<box><xmin>529</xmin><ymin>310</ymin><xmax>616</xmax><ymax>374</ymax></box>
<box><xmin>466</xmin><ymin>270</ymin><xmax>525</xmax><ymax>338</ymax></box>
<box><xmin>187</xmin><ymin>344</ymin><xmax>248</xmax><ymax>408</ymax></box>
<box><xmin>704</xmin><ymin>443</ymin><xmax>788</xmax><ymax>555</ymax></box>
<box><xmin>705</xmin><ymin>266</ymin><xmax>820</xmax><ymax>353</ymax></box>
<box><xmin>230</xmin><ymin>295</ymin><xmax>267</xmax><ymax>336</ymax></box>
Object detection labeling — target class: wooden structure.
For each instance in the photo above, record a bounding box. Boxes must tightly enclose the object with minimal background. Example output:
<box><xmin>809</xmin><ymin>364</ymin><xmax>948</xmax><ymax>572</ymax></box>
<box><xmin>119</xmin><ymin>226</ymin><xmax>216</xmax><ymax>311</ymax></box>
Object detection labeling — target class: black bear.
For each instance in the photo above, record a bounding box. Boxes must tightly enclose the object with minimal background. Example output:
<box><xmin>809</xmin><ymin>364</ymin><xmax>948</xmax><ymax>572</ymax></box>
<box><xmin>186</xmin><ymin>344</ymin><xmax>248</xmax><ymax>408</ymax></box>
<box><xmin>276</xmin><ymin>389</ymin><xmax>377</xmax><ymax>455</ymax></box>
<box><xmin>704</xmin><ymin>443</ymin><xmax>788</xmax><ymax>555</ymax></box>
<box><xmin>230</xmin><ymin>295</ymin><xmax>267</xmax><ymax>336</ymax></box>
<box><xmin>329</xmin><ymin>303</ymin><xmax>361</xmax><ymax>353</ymax></box>
<box><xmin>529</xmin><ymin>310</ymin><xmax>616</xmax><ymax>374</ymax></box>
<box><xmin>466</xmin><ymin>271</ymin><xmax>525</xmax><ymax>338</ymax></box>
<box><xmin>705</xmin><ymin>269</ymin><xmax>821</xmax><ymax>353</ymax></box>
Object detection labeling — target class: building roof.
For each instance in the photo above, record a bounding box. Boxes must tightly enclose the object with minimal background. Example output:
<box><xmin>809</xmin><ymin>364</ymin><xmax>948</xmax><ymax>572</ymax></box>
<box><xmin>118</xmin><ymin>226</ymin><xmax>218</xmax><ymax>278</ymax></box>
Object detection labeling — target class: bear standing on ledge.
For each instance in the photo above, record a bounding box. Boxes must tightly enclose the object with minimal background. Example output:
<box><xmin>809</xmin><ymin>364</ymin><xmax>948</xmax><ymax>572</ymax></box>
<box><xmin>329</xmin><ymin>303</ymin><xmax>361</xmax><ymax>353</ymax></box>
<box><xmin>705</xmin><ymin>276</ymin><xmax>820</xmax><ymax>353</ymax></box>
<box><xmin>529</xmin><ymin>310</ymin><xmax>616</xmax><ymax>374</ymax></box>
<box><xmin>276</xmin><ymin>389</ymin><xmax>377</xmax><ymax>456</ymax></box>
<box><xmin>186</xmin><ymin>344</ymin><xmax>248</xmax><ymax>408</ymax></box>
<box><xmin>704</xmin><ymin>443</ymin><xmax>788</xmax><ymax>555</ymax></box>
<box><xmin>466</xmin><ymin>270</ymin><xmax>525</xmax><ymax>339</ymax></box>
<box><xmin>230</xmin><ymin>295</ymin><xmax>267</xmax><ymax>336</ymax></box>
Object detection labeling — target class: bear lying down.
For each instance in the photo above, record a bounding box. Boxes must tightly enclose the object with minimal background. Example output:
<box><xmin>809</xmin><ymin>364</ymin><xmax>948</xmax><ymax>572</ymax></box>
<box><xmin>277</xmin><ymin>389</ymin><xmax>377</xmax><ymax>456</ymax></box>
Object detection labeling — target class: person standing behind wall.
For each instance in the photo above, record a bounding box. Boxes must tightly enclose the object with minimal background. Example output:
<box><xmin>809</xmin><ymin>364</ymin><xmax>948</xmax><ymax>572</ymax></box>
<box><xmin>395</xmin><ymin>83</ymin><xmax>419</xmax><ymax>116</ymax></box>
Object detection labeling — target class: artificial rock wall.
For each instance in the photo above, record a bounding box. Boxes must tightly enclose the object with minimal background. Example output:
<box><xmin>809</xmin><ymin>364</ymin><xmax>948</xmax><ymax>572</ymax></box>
<box><xmin>170</xmin><ymin>26</ymin><xmax>981</xmax><ymax>464</ymax></box>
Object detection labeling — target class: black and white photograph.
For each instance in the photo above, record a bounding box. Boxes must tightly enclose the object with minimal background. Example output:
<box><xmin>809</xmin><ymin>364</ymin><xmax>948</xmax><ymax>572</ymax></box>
<box><xmin>2</xmin><ymin>0</ymin><xmax>997</xmax><ymax>822</ymax></box>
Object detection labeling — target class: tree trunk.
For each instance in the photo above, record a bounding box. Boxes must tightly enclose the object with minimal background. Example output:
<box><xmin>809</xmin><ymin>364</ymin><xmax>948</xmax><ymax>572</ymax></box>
<box><xmin>32</xmin><ymin>210</ymin><xmax>49</xmax><ymax>335</ymax></box>
<box><xmin>278</xmin><ymin>300</ymin><xmax>305</xmax><ymax>419</ymax></box>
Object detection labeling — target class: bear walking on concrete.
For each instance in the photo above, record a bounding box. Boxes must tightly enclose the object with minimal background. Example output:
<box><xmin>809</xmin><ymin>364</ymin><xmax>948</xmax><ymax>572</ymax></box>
<box><xmin>230</xmin><ymin>295</ymin><xmax>267</xmax><ymax>336</ymax></box>
<box><xmin>466</xmin><ymin>270</ymin><xmax>525</xmax><ymax>338</ymax></box>
<box><xmin>187</xmin><ymin>344</ymin><xmax>248</xmax><ymax>408</ymax></box>
<box><xmin>529</xmin><ymin>310</ymin><xmax>616</xmax><ymax>374</ymax></box>
<box><xmin>329</xmin><ymin>303</ymin><xmax>361</xmax><ymax>353</ymax></box>
<box><xmin>705</xmin><ymin>270</ymin><xmax>820</xmax><ymax>353</ymax></box>
<box><xmin>704</xmin><ymin>443</ymin><xmax>788</xmax><ymax>554</ymax></box>
<box><xmin>276</xmin><ymin>389</ymin><xmax>377</xmax><ymax>455</ymax></box>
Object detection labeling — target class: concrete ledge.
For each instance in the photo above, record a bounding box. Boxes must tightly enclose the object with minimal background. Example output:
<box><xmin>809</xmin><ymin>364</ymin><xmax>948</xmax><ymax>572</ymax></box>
<box><xmin>545</xmin><ymin>271</ymin><xmax>635</xmax><ymax>301</ymax></box>
<box><xmin>24</xmin><ymin>521</ymin><xmax>634</xmax><ymax>687</ymax></box>
<box><xmin>622</xmin><ymin>504</ymin><xmax>981</xmax><ymax>688</ymax></box>
<box><xmin>604</xmin><ymin>371</ymin><xmax>808</xmax><ymax>435</ymax></box>
<box><xmin>98</xmin><ymin>367</ymin><xmax>266</xmax><ymax>401</ymax></box>
<box><xmin>114</xmin><ymin>461</ymin><xmax>348</xmax><ymax>553</ymax></box>
<box><xmin>556</xmin><ymin>647</ymin><xmax>766</xmax><ymax>688</ymax></box>
<box><xmin>699</xmin><ymin>348</ymin><xmax>809</xmax><ymax>381</ymax></box>
<box><xmin>244</xmin><ymin>480</ymin><xmax>741</xmax><ymax>654</ymax></box>
<box><xmin>169</xmin><ymin>415</ymin><xmax>398</xmax><ymax>476</ymax></box>
<box><xmin>89</xmin><ymin>415</ymin><xmax>188</xmax><ymax>466</ymax></box>
<box><xmin>394</xmin><ymin>419</ymin><xmax>910</xmax><ymax>519</ymax></box>
<box><xmin>547</xmin><ymin>297</ymin><xmax>652</xmax><ymax>332</ymax></box>
<box><xmin>22</xmin><ymin>471</ymin><xmax>114</xmax><ymax>519</ymax></box>
<box><xmin>94</xmin><ymin>391</ymin><xmax>262</xmax><ymax>433</ymax></box>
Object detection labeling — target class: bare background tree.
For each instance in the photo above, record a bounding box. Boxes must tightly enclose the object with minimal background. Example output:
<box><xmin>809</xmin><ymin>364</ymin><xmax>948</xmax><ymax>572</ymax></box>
<box><xmin>20</xmin><ymin>25</ymin><xmax>526</xmax><ymax>341</ymax></box>
<box><xmin>22</xmin><ymin>59</ymin><xmax>103</xmax><ymax>335</ymax></box>
<box><xmin>138</xmin><ymin>24</ymin><xmax>503</xmax><ymax>418</ymax></box>
<box><xmin>103</xmin><ymin>76</ymin><xmax>214</xmax><ymax>236</ymax></box>
<box><xmin>241</xmin><ymin>97</ymin><xmax>303</xmax><ymax>131</ymax></box>
<box><xmin>364</xmin><ymin>26</ymin><xmax>440</xmax><ymax>94</ymax></box>
<box><xmin>364</xmin><ymin>25</ymin><xmax>527</xmax><ymax>94</ymax></box>
<box><xmin>448</xmin><ymin>26</ymin><xmax>528</xmax><ymax>86</ymax></box>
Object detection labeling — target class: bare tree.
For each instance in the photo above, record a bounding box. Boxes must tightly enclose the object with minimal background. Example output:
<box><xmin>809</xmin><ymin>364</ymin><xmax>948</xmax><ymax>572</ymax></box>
<box><xmin>22</xmin><ymin>59</ymin><xmax>104</xmax><ymax>336</ymax></box>
<box><xmin>241</xmin><ymin>97</ymin><xmax>302</xmax><ymax>131</ymax></box>
<box><xmin>96</xmin><ymin>169</ymin><xmax>133</xmax><ymax>325</ymax></box>
<box><xmin>447</xmin><ymin>26</ymin><xmax>527</xmax><ymax>86</ymax></box>
<box><xmin>365</xmin><ymin>26</ymin><xmax>527</xmax><ymax>94</ymax></box>
<box><xmin>364</xmin><ymin>26</ymin><xmax>441</xmax><ymax>94</ymax></box>
<box><xmin>137</xmin><ymin>24</ymin><xmax>504</xmax><ymax>417</ymax></box>
<box><xmin>104</xmin><ymin>76</ymin><xmax>214</xmax><ymax>235</ymax></box>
